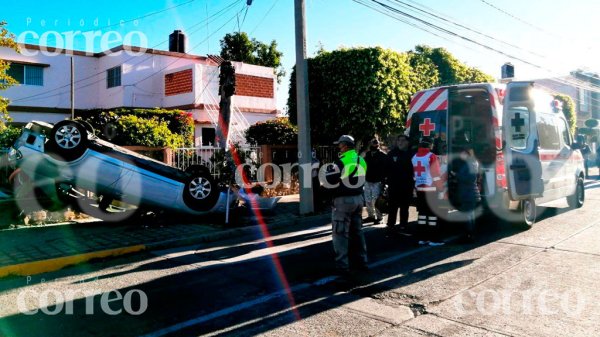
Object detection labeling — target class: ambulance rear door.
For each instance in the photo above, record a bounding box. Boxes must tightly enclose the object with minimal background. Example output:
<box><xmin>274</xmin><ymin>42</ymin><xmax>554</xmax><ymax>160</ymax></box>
<box><xmin>502</xmin><ymin>82</ymin><xmax>544</xmax><ymax>200</ymax></box>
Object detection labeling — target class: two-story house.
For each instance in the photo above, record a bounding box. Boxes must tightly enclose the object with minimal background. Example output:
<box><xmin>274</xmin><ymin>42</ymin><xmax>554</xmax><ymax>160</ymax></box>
<box><xmin>534</xmin><ymin>70</ymin><xmax>600</xmax><ymax>129</ymax></box>
<box><xmin>0</xmin><ymin>30</ymin><xmax>278</xmax><ymax>146</ymax></box>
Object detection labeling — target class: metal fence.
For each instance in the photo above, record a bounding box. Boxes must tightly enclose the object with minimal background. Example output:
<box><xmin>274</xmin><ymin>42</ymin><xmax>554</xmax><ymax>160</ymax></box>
<box><xmin>171</xmin><ymin>145</ymin><xmax>340</xmax><ymax>183</ymax></box>
<box><xmin>171</xmin><ymin>146</ymin><xmax>263</xmax><ymax>178</ymax></box>
<box><xmin>315</xmin><ymin>146</ymin><xmax>340</xmax><ymax>165</ymax></box>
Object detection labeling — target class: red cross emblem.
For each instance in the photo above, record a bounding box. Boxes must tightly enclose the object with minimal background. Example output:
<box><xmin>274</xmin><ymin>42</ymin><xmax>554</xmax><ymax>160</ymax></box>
<box><xmin>419</xmin><ymin>118</ymin><xmax>436</xmax><ymax>137</ymax></box>
<box><xmin>414</xmin><ymin>161</ymin><xmax>426</xmax><ymax>177</ymax></box>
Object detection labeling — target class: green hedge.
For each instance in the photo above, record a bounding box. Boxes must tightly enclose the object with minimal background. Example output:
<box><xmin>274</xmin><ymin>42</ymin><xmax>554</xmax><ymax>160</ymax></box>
<box><xmin>288</xmin><ymin>47</ymin><xmax>439</xmax><ymax>145</ymax></box>
<box><xmin>245</xmin><ymin>117</ymin><xmax>297</xmax><ymax>145</ymax></box>
<box><xmin>287</xmin><ymin>46</ymin><xmax>494</xmax><ymax>145</ymax></box>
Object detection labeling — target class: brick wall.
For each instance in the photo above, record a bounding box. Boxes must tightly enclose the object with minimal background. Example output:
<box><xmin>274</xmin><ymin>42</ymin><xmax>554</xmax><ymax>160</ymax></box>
<box><xmin>165</xmin><ymin>69</ymin><xmax>193</xmax><ymax>96</ymax></box>
<box><xmin>235</xmin><ymin>74</ymin><xmax>274</xmax><ymax>98</ymax></box>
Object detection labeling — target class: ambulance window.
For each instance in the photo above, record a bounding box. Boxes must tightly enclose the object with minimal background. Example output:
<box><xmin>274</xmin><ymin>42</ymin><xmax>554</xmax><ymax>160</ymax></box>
<box><xmin>507</xmin><ymin>107</ymin><xmax>530</xmax><ymax>150</ymax></box>
<box><xmin>537</xmin><ymin>116</ymin><xmax>560</xmax><ymax>150</ymax></box>
<box><xmin>508</xmin><ymin>86</ymin><xmax>530</xmax><ymax>102</ymax></box>
<box><xmin>558</xmin><ymin>118</ymin><xmax>571</xmax><ymax>146</ymax></box>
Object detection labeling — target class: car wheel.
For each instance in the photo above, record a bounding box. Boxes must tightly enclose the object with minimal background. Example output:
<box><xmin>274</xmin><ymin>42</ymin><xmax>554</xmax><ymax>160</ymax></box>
<box><xmin>79</xmin><ymin>120</ymin><xmax>95</xmax><ymax>135</ymax></box>
<box><xmin>567</xmin><ymin>176</ymin><xmax>584</xmax><ymax>209</ymax></box>
<box><xmin>49</xmin><ymin>120</ymin><xmax>88</xmax><ymax>161</ymax></box>
<box><xmin>518</xmin><ymin>198</ymin><xmax>536</xmax><ymax>228</ymax></box>
<box><xmin>183</xmin><ymin>170</ymin><xmax>220</xmax><ymax>212</ymax></box>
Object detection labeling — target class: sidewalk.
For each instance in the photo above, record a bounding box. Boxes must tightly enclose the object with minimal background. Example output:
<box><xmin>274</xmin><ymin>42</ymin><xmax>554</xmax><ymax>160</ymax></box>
<box><xmin>0</xmin><ymin>194</ymin><xmax>329</xmax><ymax>278</ymax></box>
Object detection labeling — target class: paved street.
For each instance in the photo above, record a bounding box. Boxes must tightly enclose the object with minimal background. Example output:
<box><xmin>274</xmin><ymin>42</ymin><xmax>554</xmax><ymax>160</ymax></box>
<box><xmin>0</xmin><ymin>180</ymin><xmax>600</xmax><ymax>337</ymax></box>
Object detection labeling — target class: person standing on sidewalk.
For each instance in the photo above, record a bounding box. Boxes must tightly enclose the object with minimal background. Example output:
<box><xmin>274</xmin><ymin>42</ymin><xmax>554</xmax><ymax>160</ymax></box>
<box><xmin>363</xmin><ymin>139</ymin><xmax>388</xmax><ymax>224</ymax></box>
<box><xmin>324</xmin><ymin>135</ymin><xmax>369</xmax><ymax>275</ymax></box>
<box><xmin>450</xmin><ymin>145</ymin><xmax>481</xmax><ymax>242</ymax></box>
<box><xmin>412</xmin><ymin>137</ymin><xmax>445</xmax><ymax>246</ymax></box>
<box><xmin>385</xmin><ymin>135</ymin><xmax>414</xmax><ymax>233</ymax></box>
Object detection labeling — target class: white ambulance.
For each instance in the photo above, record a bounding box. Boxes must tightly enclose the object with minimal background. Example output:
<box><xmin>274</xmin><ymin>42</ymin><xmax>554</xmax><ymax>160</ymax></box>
<box><xmin>405</xmin><ymin>81</ymin><xmax>585</xmax><ymax>226</ymax></box>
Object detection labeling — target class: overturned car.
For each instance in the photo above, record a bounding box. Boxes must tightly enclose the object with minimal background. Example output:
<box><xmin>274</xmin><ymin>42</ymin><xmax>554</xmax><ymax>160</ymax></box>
<box><xmin>9</xmin><ymin>120</ymin><xmax>228</xmax><ymax>220</ymax></box>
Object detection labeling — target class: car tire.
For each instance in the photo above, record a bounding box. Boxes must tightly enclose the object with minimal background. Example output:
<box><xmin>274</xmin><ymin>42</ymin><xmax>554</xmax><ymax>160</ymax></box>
<box><xmin>517</xmin><ymin>198</ymin><xmax>536</xmax><ymax>228</ymax></box>
<box><xmin>183</xmin><ymin>169</ymin><xmax>220</xmax><ymax>212</ymax></box>
<box><xmin>567</xmin><ymin>176</ymin><xmax>584</xmax><ymax>209</ymax></box>
<box><xmin>79</xmin><ymin>120</ymin><xmax>95</xmax><ymax>135</ymax></box>
<box><xmin>48</xmin><ymin>120</ymin><xmax>88</xmax><ymax>161</ymax></box>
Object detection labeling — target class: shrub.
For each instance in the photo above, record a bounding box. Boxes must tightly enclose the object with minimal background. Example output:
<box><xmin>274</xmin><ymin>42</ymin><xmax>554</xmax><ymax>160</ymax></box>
<box><xmin>111</xmin><ymin>115</ymin><xmax>185</xmax><ymax>148</ymax></box>
<box><xmin>78</xmin><ymin>108</ymin><xmax>194</xmax><ymax>147</ymax></box>
<box><xmin>245</xmin><ymin>117</ymin><xmax>298</xmax><ymax>145</ymax></box>
<box><xmin>0</xmin><ymin>125</ymin><xmax>22</xmax><ymax>149</ymax></box>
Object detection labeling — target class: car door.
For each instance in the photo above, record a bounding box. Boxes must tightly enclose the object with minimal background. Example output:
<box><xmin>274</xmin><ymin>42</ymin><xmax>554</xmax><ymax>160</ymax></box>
<box><xmin>503</xmin><ymin>82</ymin><xmax>544</xmax><ymax>200</ymax></box>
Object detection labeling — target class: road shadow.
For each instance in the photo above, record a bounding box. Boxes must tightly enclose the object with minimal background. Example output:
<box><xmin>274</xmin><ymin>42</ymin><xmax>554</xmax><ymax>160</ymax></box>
<box><xmin>0</xmin><ymin>200</ymin><xmax>584</xmax><ymax>336</ymax></box>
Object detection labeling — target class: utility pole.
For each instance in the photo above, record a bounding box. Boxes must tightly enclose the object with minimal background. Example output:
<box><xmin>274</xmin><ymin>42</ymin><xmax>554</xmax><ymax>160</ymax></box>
<box><xmin>216</xmin><ymin>60</ymin><xmax>236</xmax><ymax>225</ymax></box>
<box><xmin>70</xmin><ymin>57</ymin><xmax>75</xmax><ymax>120</ymax></box>
<box><xmin>216</xmin><ymin>61</ymin><xmax>236</xmax><ymax>149</ymax></box>
<box><xmin>294</xmin><ymin>0</ymin><xmax>314</xmax><ymax>214</ymax></box>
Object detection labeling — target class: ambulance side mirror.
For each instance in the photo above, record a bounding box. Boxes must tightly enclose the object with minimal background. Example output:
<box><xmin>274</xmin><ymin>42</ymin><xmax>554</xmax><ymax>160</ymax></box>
<box><xmin>571</xmin><ymin>142</ymin><xmax>581</xmax><ymax>150</ymax></box>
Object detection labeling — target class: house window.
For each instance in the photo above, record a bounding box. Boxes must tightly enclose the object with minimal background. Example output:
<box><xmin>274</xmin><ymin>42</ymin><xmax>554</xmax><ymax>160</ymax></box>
<box><xmin>579</xmin><ymin>88</ymin><xmax>590</xmax><ymax>112</ymax></box>
<box><xmin>106</xmin><ymin>66</ymin><xmax>121</xmax><ymax>88</ymax></box>
<box><xmin>6</xmin><ymin>64</ymin><xmax>44</xmax><ymax>86</ymax></box>
<box><xmin>201</xmin><ymin>127</ymin><xmax>216</xmax><ymax>147</ymax></box>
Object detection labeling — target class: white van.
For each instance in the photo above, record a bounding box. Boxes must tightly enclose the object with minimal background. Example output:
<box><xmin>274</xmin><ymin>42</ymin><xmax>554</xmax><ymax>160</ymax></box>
<box><xmin>405</xmin><ymin>81</ymin><xmax>585</xmax><ymax>226</ymax></box>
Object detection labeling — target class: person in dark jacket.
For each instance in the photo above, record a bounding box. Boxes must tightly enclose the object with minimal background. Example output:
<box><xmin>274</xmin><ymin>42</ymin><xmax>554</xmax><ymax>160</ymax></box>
<box><xmin>363</xmin><ymin>139</ymin><xmax>388</xmax><ymax>224</ymax></box>
<box><xmin>385</xmin><ymin>135</ymin><xmax>414</xmax><ymax>232</ymax></box>
<box><xmin>323</xmin><ymin>135</ymin><xmax>368</xmax><ymax>274</ymax></box>
<box><xmin>449</xmin><ymin>145</ymin><xmax>481</xmax><ymax>242</ymax></box>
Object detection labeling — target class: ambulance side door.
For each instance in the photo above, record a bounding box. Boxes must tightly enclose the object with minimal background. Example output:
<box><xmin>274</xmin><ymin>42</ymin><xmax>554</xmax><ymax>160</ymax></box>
<box><xmin>503</xmin><ymin>82</ymin><xmax>544</xmax><ymax>200</ymax></box>
<box><xmin>557</xmin><ymin>116</ymin><xmax>578</xmax><ymax>196</ymax></box>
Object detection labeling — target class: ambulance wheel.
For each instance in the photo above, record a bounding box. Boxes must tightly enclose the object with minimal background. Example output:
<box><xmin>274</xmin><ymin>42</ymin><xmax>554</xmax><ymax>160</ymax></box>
<box><xmin>567</xmin><ymin>176</ymin><xmax>584</xmax><ymax>209</ymax></box>
<box><xmin>518</xmin><ymin>198</ymin><xmax>536</xmax><ymax>228</ymax></box>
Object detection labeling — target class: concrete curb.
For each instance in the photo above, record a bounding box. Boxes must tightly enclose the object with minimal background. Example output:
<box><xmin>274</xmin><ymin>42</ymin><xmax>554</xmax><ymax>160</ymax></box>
<box><xmin>0</xmin><ymin>245</ymin><xmax>146</xmax><ymax>278</ymax></box>
<box><xmin>0</xmin><ymin>212</ymin><xmax>331</xmax><ymax>278</ymax></box>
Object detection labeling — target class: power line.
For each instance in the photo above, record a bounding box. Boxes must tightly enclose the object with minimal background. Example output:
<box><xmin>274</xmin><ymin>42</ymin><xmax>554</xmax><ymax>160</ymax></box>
<box><xmin>353</xmin><ymin>0</ymin><xmax>479</xmax><ymax>53</ymax></box>
<box><xmin>478</xmin><ymin>0</ymin><xmax>562</xmax><ymax>38</ymax></box>
<box><xmin>361</xmin><ymin>0</ymin><xmax>543</xmax><ymax>68</ymax></box>
<box><xmin>391</xmin><ymin>0</ymin><xmax>544</xmax><ymax>58</ymax></box>
<box><xmin>250</xmin><ymin>0</ymin><xmax>279</xmax><ymax>34</ymax></box>
<box><xmin>353</xmin><ymin>0</ymin><xmax>600</xmax><ymax>97</ymax></box>
<box><xmin>240</xmin><ymin>2</ymin><xmax>251</xmax><ymax>30</ymax></box>
<box><xmin>10</xmin><ymin>0</ymin><xmax>242</xmax><ymax>104</ymax></box>
<box><xmin>91</xmin><ymin>0</ymin><xmax>199</xmax><ymax>33</ymax></box>
<box><xmin>14</xmin><ymin>4</ymin><xmax>245</xmax><ymax>106</ymax></box>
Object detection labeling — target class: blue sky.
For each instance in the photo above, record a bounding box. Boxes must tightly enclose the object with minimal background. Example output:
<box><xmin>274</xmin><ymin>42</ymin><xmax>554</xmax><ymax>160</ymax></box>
<box><xmin>3</xmin><ymin>0</ymin><xmax>600</xmax><ymax>110</ymax></box>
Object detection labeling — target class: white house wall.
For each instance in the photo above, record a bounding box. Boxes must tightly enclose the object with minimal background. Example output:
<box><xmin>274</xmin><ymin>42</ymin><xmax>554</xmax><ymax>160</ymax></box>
<box><xmin>1</xmin><ymin>46</ymin><xmax>100</xmax><ymax>109</ymax></box>
<box><xmin>10</xmin><ymin>112</ymin><xmax>70</xmax><ymax>124</ymax></box>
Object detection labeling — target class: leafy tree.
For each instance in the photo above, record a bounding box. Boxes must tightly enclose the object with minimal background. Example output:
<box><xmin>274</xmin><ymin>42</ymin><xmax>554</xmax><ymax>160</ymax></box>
<box><xmin>220</xmin><ymin>32</ymin><xmax>255</xmax><ymax>64</ymax></box>
<box><xmin>412</xmin><ymin>45</ymin><xmax>494</xmax><ymax>85</ymax></box>
<box><xmin>0</xmin><ymin>21</ymin><xmax>19</xmax><ymax>130</ymax></box>
<box><xmin>554</xmin><ymin>94</ymin><xmax>576</xmax><ymax>134</ymax></box>
<box><xmin>219</xmin><ymin>32</ymin><xmax>285</xmax><ymax>83</ymax></box>
<box><xmin>245</xmin><ymin>117</ymin><xmax>298</xmax><ymax>145</ymax></box>
<box><xmin>288</xmin><ymin>47</ymin><xmax>438</xmax><ymax>145</ymax></box>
